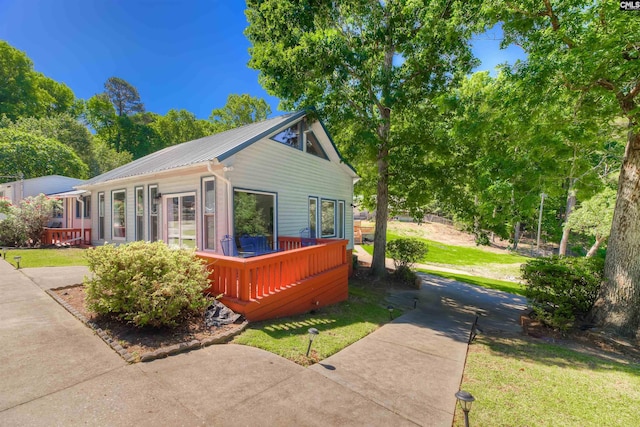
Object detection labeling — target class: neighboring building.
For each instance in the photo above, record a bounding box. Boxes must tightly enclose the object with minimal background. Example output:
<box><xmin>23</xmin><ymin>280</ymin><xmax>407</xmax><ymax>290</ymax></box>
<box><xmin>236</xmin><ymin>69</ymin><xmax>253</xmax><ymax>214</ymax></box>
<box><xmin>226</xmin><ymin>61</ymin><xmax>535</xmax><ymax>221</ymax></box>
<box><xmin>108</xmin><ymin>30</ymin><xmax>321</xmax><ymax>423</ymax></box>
<box><xmin>0</xmin><ymin>175</ymin><xmax>87</xmax><ymax>228</ymax></box>
<box><xmin>78</xmin><ymin>111</ymin><xmax>358</xmax><ymax>254</ymax></box>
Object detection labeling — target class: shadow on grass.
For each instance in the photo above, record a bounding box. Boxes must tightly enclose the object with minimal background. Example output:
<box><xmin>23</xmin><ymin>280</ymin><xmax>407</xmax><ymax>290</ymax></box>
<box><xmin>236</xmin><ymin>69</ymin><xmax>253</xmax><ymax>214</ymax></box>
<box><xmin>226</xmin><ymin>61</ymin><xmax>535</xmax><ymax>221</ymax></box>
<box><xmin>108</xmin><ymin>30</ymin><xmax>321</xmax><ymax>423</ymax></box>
<box><xmin>418</xmin><ymin>269</ymin><xmax>526</xmax><ymax>296</ymax></box>
<box><xmin>478</xmin><ymin>335</ymin><xmax>640</xmax><ymax>376</ymax></box>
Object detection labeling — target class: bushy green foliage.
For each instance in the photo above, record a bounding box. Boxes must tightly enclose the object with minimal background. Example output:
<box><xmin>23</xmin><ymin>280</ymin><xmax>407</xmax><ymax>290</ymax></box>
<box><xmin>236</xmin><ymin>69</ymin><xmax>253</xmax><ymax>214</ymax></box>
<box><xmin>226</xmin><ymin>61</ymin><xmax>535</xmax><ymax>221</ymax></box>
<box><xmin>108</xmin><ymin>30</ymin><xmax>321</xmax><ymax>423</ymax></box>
<box><xmin>387</xmin><ymin>238</ymin><xmax>428</xmax><ymax>288</ymax></box>
<box><xmin>84</xmin><ymin>241</ymin><xmax>211</xmax><ymax>328</ymax></box>
<box><xmin>521</xmin><ymin>256</ymin><xmax>603</xmax><ymax>330</ymax></box>
<box><xmin>0</xmin><ymin>194</ymin><xmax>61</xmax><ymax>247</ymax></box>
<box><xmin>387</xmin><ymin>238</ymin><xmax>428</xmax><ymax>269</ymax></box>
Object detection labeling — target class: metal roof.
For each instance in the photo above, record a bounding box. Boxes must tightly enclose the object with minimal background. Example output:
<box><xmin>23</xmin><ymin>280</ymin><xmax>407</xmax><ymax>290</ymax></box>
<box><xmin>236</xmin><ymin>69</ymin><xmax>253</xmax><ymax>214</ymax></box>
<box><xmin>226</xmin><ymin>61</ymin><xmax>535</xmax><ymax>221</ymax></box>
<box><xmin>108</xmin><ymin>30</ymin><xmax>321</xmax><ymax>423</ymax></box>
<box><xmin>83</xmin><ymin>111</ymin><xmax>306</xmax><ymax>186</ymax></box>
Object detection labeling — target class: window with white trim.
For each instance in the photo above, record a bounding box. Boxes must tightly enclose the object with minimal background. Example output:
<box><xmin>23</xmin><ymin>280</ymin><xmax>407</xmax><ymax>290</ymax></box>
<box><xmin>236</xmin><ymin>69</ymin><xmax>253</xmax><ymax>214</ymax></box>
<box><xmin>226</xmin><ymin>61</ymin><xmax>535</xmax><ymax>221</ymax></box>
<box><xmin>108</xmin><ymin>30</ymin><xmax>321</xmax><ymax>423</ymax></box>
<box><xmin>98</xmin><ymin>192</ymin><xmax>105</xmax><ymax>240</ymax></box>
<box><xmin>166</xmin><ymin>193</ymin><xmax>196</xmax><ymax>249</ymax></box>
<box><xmin>112</xmin><ymin>190</ymin><xmax>126</xmax><ymax>240</ymax></box>
<box><xmin>321</xmin><ymin>199</ymin><xmax>336</xmax><ymax>237</ymax></box>
<box><xmin>203</xmin><ymin>178</ymin><xmax>216</xmax><ymax>250</ymax></box>
<box><xmin>135</xmin><ymin>186</ymin><xmax>144</xmax><ymax>241</ymax></box>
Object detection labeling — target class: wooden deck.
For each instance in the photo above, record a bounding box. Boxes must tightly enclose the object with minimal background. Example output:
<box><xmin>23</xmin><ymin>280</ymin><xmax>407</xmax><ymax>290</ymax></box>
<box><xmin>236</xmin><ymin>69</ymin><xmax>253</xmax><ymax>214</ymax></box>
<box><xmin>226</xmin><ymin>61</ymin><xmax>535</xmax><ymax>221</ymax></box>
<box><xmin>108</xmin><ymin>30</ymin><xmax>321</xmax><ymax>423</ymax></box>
<box><xmin>197</xmin><ymin>237</ymin><xmax>350</xmax><ymax>321</ymax></box>
<box><xmin>42</xmin><ymin>228</ymin><xmax>92</xmax><ymax>246</ymax></box>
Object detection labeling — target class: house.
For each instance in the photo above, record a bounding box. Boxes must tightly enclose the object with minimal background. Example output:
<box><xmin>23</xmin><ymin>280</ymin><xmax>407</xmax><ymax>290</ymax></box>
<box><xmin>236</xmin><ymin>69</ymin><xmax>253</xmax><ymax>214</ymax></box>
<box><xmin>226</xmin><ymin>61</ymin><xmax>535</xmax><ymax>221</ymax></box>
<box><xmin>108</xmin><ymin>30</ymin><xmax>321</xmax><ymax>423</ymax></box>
<box><xmin>0</xmin><ymin>175</ymin><xmax>91</xmax><ymax>240</ymax></box>
<box><xmin>78</xmin><ymin>111</ymin><xmax>358</xmax><ymax>321</ymax></box>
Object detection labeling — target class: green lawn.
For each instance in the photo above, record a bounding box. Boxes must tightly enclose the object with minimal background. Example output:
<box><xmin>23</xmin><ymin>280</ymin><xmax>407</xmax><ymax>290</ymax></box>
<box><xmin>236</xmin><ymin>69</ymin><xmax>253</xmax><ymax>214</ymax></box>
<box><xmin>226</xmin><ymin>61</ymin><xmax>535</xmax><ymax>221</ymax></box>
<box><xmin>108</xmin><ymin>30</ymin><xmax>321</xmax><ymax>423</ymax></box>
<box><xmin>455</xmin><ymin>335</ymin><xmax>640</xmax><ymax>426</ymax></box>
<box><xmin>418</xmin><ymin>268</ymin><xmax>526</xmax><ymax>296</ymax></box>
<box><xmin>1</xmin><ymin>248</ymin><xmax>88</xmax><ymax>268</ymax></box>
<box><xmin>233</xmin><ymin>280</ymin><xmax>401</xmax><ymax>365</ymax></box>
<box><xmin>362</xmin><ymin>232</ymin><xmax>529</xmax><ymax>266</ymax></box>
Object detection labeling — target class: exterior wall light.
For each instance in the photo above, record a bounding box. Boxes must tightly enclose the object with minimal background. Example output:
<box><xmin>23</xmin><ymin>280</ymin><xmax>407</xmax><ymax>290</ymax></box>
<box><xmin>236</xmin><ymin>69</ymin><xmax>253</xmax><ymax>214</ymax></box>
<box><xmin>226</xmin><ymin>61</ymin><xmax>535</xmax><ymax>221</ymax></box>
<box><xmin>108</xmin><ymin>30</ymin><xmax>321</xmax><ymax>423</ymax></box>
<box><xmin>306</xmin><ymin>327</ymin><xmax>319</xmax><ymax>357</ymax></box>
<box><xmin>455</xmin><ymin>390</ymin><xmax>475</xmax><ymax>427</ymax></box>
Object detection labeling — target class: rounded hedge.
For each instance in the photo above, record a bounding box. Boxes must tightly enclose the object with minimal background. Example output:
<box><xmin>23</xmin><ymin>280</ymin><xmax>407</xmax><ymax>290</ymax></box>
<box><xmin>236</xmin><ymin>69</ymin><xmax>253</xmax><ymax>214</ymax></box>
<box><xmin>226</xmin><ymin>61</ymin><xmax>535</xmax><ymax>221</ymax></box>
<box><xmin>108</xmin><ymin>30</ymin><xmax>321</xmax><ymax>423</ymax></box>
<box><xmin>84</xmin><ymin>241</ymin><xmax>211</xmax><ymax>328</ymax></box>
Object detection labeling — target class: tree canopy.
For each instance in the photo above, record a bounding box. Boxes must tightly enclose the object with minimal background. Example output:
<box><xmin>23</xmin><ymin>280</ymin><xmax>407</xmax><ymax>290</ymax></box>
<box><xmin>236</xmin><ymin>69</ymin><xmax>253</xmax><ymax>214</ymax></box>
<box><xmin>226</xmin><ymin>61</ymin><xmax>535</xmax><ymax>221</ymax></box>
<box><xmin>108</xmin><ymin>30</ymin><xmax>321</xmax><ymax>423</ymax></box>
<box><xmin>246</xmin><ymin>0</ymin><xmax>482</xmax><ymax>276</ymax></box>
<box><xmin>0</xmin><ymin>128</ymin><xmax>88</xmax><ymax>179</ymax></box>
<box><xmin>0</xmin><ymin>41</ymin><xmax>76</xmax><ymax>120</ymax></box>
<box><xmin>209</xmin><ymin>93</ymin><xmax>271</xmax><ymax>133</ymax></box>
<box><xmin>487</xmin><ymin>0</ymin><xmax>640</xmax><ymax>338</ymax></box>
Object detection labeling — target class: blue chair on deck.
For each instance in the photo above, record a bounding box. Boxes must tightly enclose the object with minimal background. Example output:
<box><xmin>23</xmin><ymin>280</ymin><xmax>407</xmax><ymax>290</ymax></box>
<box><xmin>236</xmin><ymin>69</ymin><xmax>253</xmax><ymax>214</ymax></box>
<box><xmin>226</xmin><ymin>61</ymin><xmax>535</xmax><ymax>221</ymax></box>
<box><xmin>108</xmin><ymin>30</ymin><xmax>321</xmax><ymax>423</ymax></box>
<box><xmin>239</xmin><ymin>234</ymin><xmax>256</xmax><ymax>253</ymax></box>
<box><xmin>300</xmin><ymin>227</ymin><xmax>317</xmax><ymax>247</ymax></box>
<box><xmin>220</xmin><ymin>234</ymin><xmax>239</xmax><ymax>256</ymax></box>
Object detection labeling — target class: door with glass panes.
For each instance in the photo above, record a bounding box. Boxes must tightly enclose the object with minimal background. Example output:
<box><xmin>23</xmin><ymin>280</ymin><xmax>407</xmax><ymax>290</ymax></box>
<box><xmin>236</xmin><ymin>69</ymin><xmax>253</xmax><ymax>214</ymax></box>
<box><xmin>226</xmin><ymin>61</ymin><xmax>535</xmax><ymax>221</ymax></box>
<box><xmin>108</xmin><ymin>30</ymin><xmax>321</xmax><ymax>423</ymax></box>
<box><xmin>164</xmin><ymin>193</ymin><xmax>196</xmax><ymax>249</ymax></box>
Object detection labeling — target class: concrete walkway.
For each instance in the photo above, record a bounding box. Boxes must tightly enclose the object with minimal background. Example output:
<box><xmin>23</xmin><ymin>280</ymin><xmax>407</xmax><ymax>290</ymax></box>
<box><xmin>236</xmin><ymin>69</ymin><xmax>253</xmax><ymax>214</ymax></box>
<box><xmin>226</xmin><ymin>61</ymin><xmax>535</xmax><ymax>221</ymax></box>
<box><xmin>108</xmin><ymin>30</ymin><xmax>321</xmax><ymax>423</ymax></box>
<box><xmin>0</xmin><ymin>255</ymin><xmax>525</xmax><ymax>426</ymax></box>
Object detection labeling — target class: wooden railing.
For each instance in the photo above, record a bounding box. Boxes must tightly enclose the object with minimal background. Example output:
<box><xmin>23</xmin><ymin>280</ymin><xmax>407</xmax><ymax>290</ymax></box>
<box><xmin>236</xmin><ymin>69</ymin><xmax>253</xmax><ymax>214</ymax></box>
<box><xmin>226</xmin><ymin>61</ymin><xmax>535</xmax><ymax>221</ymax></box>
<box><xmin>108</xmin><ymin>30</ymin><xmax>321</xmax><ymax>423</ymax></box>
<box><xmin>42</xmin><ymin>228</ymin><xmax>92</xmax><ymax>246</ymax></box>
<box><xmin>197</xmin><ymin>237</ymin><xmax>347</xmax><ymax>303</ymax></box>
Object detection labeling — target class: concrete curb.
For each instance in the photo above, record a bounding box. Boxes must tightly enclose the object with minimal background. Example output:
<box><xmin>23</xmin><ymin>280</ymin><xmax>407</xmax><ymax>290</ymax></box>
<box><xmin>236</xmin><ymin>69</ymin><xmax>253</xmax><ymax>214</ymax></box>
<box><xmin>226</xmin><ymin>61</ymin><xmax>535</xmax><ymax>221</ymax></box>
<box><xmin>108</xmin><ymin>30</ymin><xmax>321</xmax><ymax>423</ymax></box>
<box><xmin>46</xmin><ymin>284</ymin><xmax>249</xmax><ymax>364</ymax></box>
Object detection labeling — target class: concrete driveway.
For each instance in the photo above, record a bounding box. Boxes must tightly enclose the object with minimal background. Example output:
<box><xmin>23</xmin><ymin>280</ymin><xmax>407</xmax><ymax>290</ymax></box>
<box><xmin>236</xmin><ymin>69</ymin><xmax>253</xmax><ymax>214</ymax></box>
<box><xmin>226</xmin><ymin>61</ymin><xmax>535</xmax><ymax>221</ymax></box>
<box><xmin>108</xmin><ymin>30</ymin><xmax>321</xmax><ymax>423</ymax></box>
<box><xmin>0</xmin><ymin>257</ymin><xmax>526</xmax><ymax>426</ymax></box>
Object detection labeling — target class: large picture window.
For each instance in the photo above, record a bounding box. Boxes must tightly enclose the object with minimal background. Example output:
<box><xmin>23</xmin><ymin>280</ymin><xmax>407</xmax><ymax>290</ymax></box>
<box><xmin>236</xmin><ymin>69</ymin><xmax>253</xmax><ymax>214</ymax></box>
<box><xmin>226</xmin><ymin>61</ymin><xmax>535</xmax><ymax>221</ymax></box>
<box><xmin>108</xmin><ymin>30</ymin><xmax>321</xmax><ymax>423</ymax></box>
<box><xmin>112</xmin><ymin>190</ymin><xmax>126</xmax><ymax>240</ymax></box>
<box><xmin>305</xmin><ymin>131</ymin><xmax>329</xmax><ymax>160</ymax></box>
<box><xmin>98</xmin><ymin>192</ymin><xmax>105</xmax><ymax>240</ymax></box>
<box><xmin>321</xmin><ymin>199</ymin><xmax>336</xmax><ymax>237</ymax></box>
<box><xmin>135</xmin><ymin>186</ymin><xmax>144</xmax><ymax>241</ymax></box>
<box><xmin>166</xmin><ymin>193</ymin><xmax>196</xmax><ymax>249</ymax></box>
<box><xmin>234</xmin><ymin>189</ymin><xmax>276</xmax><ymax>251</ymax></box>
<box><xmin>271</xmin><ymin>121</ymin><xmax>303</xmax><ymax>150</ymax></box>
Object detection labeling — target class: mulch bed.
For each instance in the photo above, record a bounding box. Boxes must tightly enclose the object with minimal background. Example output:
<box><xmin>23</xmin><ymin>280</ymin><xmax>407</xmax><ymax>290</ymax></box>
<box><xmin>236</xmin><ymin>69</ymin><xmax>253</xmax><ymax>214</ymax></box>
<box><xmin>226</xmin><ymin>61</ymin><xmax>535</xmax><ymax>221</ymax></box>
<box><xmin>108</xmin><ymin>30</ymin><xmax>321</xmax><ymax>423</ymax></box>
<box><xmin>48</xmin><ymin>284</ymin><xmax>248</xmax><ymax>363</ymax></box>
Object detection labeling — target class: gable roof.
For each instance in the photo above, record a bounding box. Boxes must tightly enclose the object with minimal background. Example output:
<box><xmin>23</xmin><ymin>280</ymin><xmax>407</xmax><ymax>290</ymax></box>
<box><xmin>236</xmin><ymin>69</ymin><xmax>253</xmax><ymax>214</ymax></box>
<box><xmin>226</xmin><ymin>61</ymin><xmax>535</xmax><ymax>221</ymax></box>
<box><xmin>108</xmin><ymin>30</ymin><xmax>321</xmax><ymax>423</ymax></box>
<box><xmin>82</xmin><ymin>111</ymin><xmax>319</xmax><ymax>186</ymax></box>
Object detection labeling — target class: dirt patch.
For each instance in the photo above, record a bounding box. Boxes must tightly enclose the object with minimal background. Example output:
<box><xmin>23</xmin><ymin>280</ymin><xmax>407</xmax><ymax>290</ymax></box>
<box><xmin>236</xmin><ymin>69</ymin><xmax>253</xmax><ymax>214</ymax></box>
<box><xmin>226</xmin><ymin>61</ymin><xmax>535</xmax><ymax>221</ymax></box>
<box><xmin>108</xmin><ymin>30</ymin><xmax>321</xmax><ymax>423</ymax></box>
<box><xmin>50</xmin><ymin>284</ymin><xmax>247</xmax><ymax>362</ymax></box>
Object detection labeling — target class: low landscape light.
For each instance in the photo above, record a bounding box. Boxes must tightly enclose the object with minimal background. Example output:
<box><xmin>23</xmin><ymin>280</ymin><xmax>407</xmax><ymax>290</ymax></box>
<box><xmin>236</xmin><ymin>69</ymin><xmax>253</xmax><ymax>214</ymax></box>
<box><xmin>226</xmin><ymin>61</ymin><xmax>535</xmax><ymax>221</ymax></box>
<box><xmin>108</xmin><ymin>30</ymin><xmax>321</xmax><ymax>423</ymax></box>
<box><xmin>455</xmin><ymin>390</ymin><xmax>475</xmax><ymax>427</ymax></box>
<box><xmin>387</xmin><ymin>305</ymin><xmax>394</xmax><ymax>320</ymax></box>
<box><xmin>306</xmin><ymin>327</ymin><xmax>319</xmax><ymax>357</ymax></box>
<box><xmin>2</xmin><ymin>247</ymin><xmax>6</xmax><ymax>259</ymax></box>
<box><xmin>414</xmin><ymin>297</ymin><xmax>418</xmax><ymax>309</ymax></box>
<box><xmin>13</xmin><ymin>255</ymin><xmax>21</xmax><ymax>269</ymax></box>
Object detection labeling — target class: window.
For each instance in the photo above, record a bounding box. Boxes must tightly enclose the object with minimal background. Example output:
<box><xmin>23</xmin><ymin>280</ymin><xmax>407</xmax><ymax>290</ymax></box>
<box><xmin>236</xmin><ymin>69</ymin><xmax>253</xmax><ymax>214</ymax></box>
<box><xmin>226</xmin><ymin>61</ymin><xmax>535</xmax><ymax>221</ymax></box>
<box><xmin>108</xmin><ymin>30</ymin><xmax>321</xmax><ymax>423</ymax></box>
<box><xmin>135</xmin><ymin>186</ymin><xmax>144</xmax><ymax>241</ymax></box>
<box><xmin>321</xmin><ymin>199</ymin><xmax>336</xmax><ymax>237</ymax></box>
<box><xmin>202</xmin><ymin>178</ymin><xmax>216</xmax><ymax>250</ymax></box>
<box><xmin>75</xmin><ymin>196</ymin><xmax>91</xmax><ymax>218</ymax></box>
<box><xmin>271</xmin><ymin>121</ymin><xmax>303</xmax><ymax>150</ymax></box>
<box><xmin>166</xmin><ymin>193</ymin><xmax>196</xmax><ymax>249</ymax></box>
<box><xmin>234</xmin><ymin>189</ymin><xmax>276</xmax><ymax>250</ymax></box>
<box><xmin>337</xmin><ymin>201</ymin><xmax>345</xmax><ymax>239</ymax></box>
<box><xmin>98</xmin><ymin>193</ymin><xmax>105</xmax><ymax>240</ymax></box>
<box><xmin>112</xmin><ymin>190</ymin><xmax>126</xmax><ymax>240</ymax></box>
<box><xmin>308</xmin><ymin>197</ymin><xmax>318</xmax><ymax>238</ymax></box>
<box><xmin>305</xmin><ymin>131</ymin><xmax>329</xmax><ymax>160</ymax></box>
<box><xmin>149</xmin><ymin>185</ymin><xmax>159</xmax><ymax>242</ymax></box>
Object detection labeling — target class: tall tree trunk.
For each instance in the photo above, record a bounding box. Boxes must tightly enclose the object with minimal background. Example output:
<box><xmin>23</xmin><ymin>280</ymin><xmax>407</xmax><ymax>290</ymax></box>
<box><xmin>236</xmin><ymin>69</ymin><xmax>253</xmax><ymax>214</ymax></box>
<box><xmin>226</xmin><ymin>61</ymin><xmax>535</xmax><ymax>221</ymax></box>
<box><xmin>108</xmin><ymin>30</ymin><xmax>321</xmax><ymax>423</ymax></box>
<box><xmin>591</xmin><ymin>128</ymin><xmax>640</xmax><ymax>338</ymax></box>
<box><xmin>371</xmin><ymin>145</ymin><xmax>390</xmax><ymax>277</ymax></box>
<box><xmin>512</xmin><ymin>221</ymin><xmax>522</xmax><ymax>250</ymax></box>
<box><xmin>559</xmin><ymin>184</ymin><xmax>577</xmax><ymax>256</ymax></box>
<box><xmin>585</xmin><ymin>235</ymin><xmax>605</xmax><ymax>258</ymax></box>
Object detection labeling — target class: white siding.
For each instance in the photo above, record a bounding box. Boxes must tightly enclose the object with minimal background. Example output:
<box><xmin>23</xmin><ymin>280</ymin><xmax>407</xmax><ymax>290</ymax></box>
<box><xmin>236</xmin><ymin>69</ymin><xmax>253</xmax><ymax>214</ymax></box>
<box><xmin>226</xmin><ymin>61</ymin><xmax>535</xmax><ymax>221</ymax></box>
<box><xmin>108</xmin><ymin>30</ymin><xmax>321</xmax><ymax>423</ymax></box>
<box><xmin>85</xmin><ymin>120</ymin><xmax>355</xmax><ymax>250</ymax></box>
<box><xmin>227</xmin><ymin>120</ymin><xmax>354</xmax><ymax>248</ymax></box>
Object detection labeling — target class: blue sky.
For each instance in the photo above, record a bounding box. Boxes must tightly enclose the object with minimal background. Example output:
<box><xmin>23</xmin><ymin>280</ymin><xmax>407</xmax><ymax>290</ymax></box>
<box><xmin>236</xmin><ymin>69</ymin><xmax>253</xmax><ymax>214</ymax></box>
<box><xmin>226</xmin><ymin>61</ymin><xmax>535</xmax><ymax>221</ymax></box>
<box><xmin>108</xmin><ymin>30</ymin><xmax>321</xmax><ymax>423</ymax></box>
<box><xmin>0</xmin><ymin>0</ymin><xmax>526</xmax><ymax>120</ymax></box>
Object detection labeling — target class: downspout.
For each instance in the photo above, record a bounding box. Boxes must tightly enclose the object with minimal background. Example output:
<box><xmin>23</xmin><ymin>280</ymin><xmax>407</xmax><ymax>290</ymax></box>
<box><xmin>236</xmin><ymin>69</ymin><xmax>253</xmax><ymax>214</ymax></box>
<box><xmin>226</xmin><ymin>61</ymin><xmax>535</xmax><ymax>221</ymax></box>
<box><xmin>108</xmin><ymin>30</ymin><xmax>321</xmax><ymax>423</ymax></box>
<box><xmin>76</xmin><ymin>195</ymin><xmax>85</xmax><ymax>245</ymax></box>
<box><xmin>207</xmin><ymin>160</ymin><xmax>234</xmax><ymax>239</ymax></box>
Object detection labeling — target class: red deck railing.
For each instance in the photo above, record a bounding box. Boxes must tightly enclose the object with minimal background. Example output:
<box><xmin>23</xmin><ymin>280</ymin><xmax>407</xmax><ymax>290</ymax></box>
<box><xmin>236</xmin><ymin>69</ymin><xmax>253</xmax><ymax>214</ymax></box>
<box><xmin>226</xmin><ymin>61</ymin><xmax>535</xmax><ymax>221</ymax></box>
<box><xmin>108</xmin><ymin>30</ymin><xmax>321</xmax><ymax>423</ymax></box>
<box><xmin>196</xmin><ymin>237</ymin><xmax>349</xmax><ymax>320</ymax></box>
<box><xmin>42</xmin><ymin>228</ymin><xmax>91</xmax><ymax>246</ymax></box>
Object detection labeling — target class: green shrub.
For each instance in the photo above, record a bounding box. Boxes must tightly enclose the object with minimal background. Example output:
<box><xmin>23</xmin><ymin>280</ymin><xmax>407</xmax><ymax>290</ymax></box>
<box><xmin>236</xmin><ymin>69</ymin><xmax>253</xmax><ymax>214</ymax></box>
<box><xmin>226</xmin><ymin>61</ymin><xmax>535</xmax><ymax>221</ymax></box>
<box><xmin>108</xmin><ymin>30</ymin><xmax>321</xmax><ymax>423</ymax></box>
<box><xmin>0</xmin><ymin>194</ymin><xmax>61</xmax><ymax>247</ymax></box>
<box><xmin>387</xmin><ymin>238</ymin><xmax>428</xmax><ymax>269</ymax></box>
<box><xmin>84</xmin><ymin>241</ymin><xmax>211</xmax><ymax>328</ymax></box>
<box><xmin>521</xmin><ymin>256</ymin><xmax>603</xmax><ymax>330</ymax></box>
